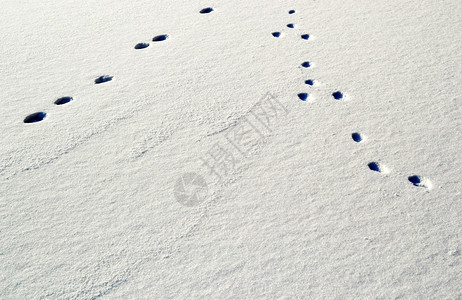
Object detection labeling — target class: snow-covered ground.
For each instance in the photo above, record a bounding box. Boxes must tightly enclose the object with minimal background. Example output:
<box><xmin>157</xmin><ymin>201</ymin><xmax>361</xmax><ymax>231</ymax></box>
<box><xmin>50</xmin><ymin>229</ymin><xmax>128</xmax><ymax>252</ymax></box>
<box><xmin>1</xmin><ymin>0</ymin><xmax>461</xmax><ymax>298</ymax></box>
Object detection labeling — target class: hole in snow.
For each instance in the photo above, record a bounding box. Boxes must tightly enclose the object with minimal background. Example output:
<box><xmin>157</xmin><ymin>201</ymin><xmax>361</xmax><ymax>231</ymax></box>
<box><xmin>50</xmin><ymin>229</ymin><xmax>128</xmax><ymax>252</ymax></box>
<box><xmin>200</xmin><ymin>7</ymin><xmax>214</xmax><ymax>14</ymax></box>
<box><xmin>289</xmin><ymin>10</ymin><xmax>296</xmax><ymax>14</ymax></box>
<box><xmin>95</xmin><ymin>75</ymin><xmax>113</xmax><ymax>84</ymax></box>
<box><xmin>152</xmin><ymin>35</ymin><xmax>168</xmax><ymax>42</ymax></box>
<box><xmin>352</xmin><ymin>132</ymin><xmax>362</xmax><ymax>142</ymax></box>
<box><xmin>368</xmin><ymin>162</ymin><xmax>382</xmax><ymax>172</ymax></box>
<box><xmin>298</xmin><ymin>93</ymin><xmax>308</xmax><ymax>101</ymax></box>
<box><xmin>301</xmin><ymin>61</ymin><xmax>311</xmax><ymax>68</ymax></box>
<box><xmin>305</xmin><ymin>79</ymin><xmax>314</xmax><ymax>86</ymax></box>
<box><xmin>54</xmin><ymin>96</ymin><xmax>73</xmax><ymax>105</ymax></box>
<box><xmin>301</xmin><ymin>34</ymin><xmax>310</xmax><ymax>40</ymax></box>
<box><xmin>408</xmin><ymin>175</ymin><xmax>421</xmax><ymax>186</ymax></box>
<box><xmin>24</xmin><ymin>112</ymin><xmax>46</xmax><ymax>123</ymax></box>
<box><xmin>135</xmin><ymin>43</ymin><xmax>149</xmax><ymax>49</ymax></box>
<box><xmin>272</xmin><ymin>32</ymin><xmax>281</xmax><ymax>38</ymax></box>
<box><xmin>287</xmin><ymin>23</ymin><xmax>295</xmax><ymax>28</ymax></box>
<box><xmin>332</xmin><ymin>91</ymin><xmax>343</xmax><ymax>100</ymax></box>
<box><xmin>408</xmin><ymin>175</ymin><xmax>432</xmax><ymax>189</ymax></box>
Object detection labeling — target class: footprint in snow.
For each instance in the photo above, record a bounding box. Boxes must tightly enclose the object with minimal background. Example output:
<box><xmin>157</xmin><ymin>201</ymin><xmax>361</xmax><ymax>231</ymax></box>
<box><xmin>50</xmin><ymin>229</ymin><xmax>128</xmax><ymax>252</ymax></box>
<box><xmin>54</xmin><ymin>96</ymin><xmax>73</xmax><ymax>105</ymax></box>
<box><xmin>152</xmin><ymin>34</ymin><xmax>169</xmax><ymax>42</ymax></box>
<box><xmin>272</xmin><ymin>32</ymin><xmax>282</xmax><ymax>38</ymax></box>
<box><xmin>352</xmin><ymin>132</ymin><xmax>364</xmax><ymax>143</ymax></box>
<box><xmin>135</xmin><ymin>43</ymin><xmax>149</xmax><ymax>49</ymax></box>
<box><xmin>332</xmin><ymin>91</ymin><xmax>344</xmax><ymax>100</ymax></box>
<box><xmin>24</xmin><ymin>112</ymin><xmax>46</xmax><ymax>123</ymax></box>
<box><xmin>368</xmin><ymin>162</ymin><xmax>389</xmax><ymax>174</ymax></box>
<box><xmin>301</xmin><ymin>34</ymin><xmax>310</xmax><ymax>40</ymax></box>
<box><xmin>200</xmin><ymin>7</ymin><xmax>214</xmax><ymax>14</ymax></box>
<box><xmin>95</xmin><ymin>75</ymin><xmax>113</xmax><ymax>84</ymax></box>
<box><xmin>287</xmin><ymin>23</ymin><xmax>296</xmax><ymax>29</ymax></box>
<box><xmin>297</xmin><ymin>93</ymin><xmax>308</xmax><ymax>101</ymax></box>
<box><xmin>288</xmin><ymin>10</ymin><xmax>296</xmax><ymax>14</ymax></box>
<box><xmin>408</xmin><ymin>175</ymin><xmax>432</xmax><ymax>189</ymax></box>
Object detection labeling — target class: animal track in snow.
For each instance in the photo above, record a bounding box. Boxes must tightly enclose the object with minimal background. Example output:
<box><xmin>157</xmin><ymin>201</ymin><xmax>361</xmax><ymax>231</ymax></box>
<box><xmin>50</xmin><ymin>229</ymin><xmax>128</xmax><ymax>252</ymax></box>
<box><xmin>272</xmin><ymin>32</ymin><xmax>282</xmax><ymax>38</ymax></box>
<box><xmin>200</xmin><ymin>7</ymin><xmax>214</xmax><ymax>14</ymax></box>
<box><xmin>408</xmin><ymin>175</ymin><xmax>421</xmax><ymax>185</ymax></box>
<box><xmin>288</xmin><ymin>10</ymin><xmax>296</xmax><ymax>14</ymax></box>
<box><xmin>282</xmin><ymin>8</ymin><xmax>432</xmax><ymax>192</ymax></box>
<box><xmin>408</xmin><ymin>175</ymin><xmax>432</xmax><ymax>189</ymax></box>
<box><xmin>24</xmin><ymin>112</ymin><xmax>46</xmax><ymax>123</ymax></box>
<box><xmin>54</xmin><ymin>96</ymin><xmax>73</xmax><ymax>105</ymax></box>
<box><xmin>351</xmin><ymin>132</ymin><xmax>363</xmax><ymax>142</ymax></box>
<box><xmin>152</xmin><ymin>34</ymin><xmax>169</xmax><ymax>42</ymax></box>
<box><xmin>332</xmin><ymin>91</ymin><xmax>343</xmax><ymax>100</ymax></box>
<box><xmin>95</xmin><ymin>75</ymin><xmax>113</xmax><ymax>84</ymax></box>
<box><xmin>297</xmin><ymin>93</ymin><xmax>308</xmax><ymax>101</ymax></box>
<box><xmin>135</xmin><ymin>43</ymin><xmax>149</xmax><ymax>49</ymax></box>
<box><xmin>368</xmin><ymin>162</ymin><xmax>389</xmax><ymax>173</ymax></box>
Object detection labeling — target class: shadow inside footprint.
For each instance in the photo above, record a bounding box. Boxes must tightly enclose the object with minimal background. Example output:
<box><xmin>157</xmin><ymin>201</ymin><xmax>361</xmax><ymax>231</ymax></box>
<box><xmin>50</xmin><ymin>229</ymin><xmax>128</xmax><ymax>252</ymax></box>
<box><xmin>352</xmin><ymin>132</ymin><xmax>362</xmax><ymax>142</ymax></box>
<box><xmin>289</xmin><ymin>10</ymin><xmax>296</xmax><ymax>14</ymax></box>
<box><xmin>408</xmin><ymin>175</ymin><xmax>432</xmax><ymax>189</ymax></box>
<box><xmin>54</xmin><ymin>96</ymin><xmax>73</xmax><ymax>105</ymax></box>
<box><xmin>301</xmin><ymin>61</ymin><xmax>311</xmax><ymax>68</ymax></box>
<box><xmin>24</xmin><ymin>112</ymin><xmax>46</xmax><ymax>123</ymax></box>
<box><xmin>332</xmin><ymin>91</ymin><xmax>343</xmax><ymax>100</ymax></box>
<box><xmin>298</xmin><ymin>93</ymin><xmax>308</xmax><ymax>101</ymax></box>
<box><xmin>200</xmin><ymin>7</ymin><xmax>214</xmax><ymax>14</ymax></box>
<box><xmin>95</xmin><ymin>75</ymin><xmax>113</xmax><ymax>84</ymax></box>
<box><xmin>408</xmin><ymin>175</ymin><xmax>421</xmax><ymax>186</ymax></box>
<box><xmin>152</xmin><ymin>35</ymin><xmax>168</xmax><ymax>42</ymax></box>
<box><xmin>301</xmin><ymin>34</ymin><xmax>310</xmax><ymax>40</ymax></box>
<box><xmin>287</xmin><ymin>23</ymin><xmax>295</xmax><ymax>28</ymax></box>
<box><xmin>272</xmin><ymin>32</ymin><xmax>281</xmax><ymax>38</ymax></box>
<box><xmin>135</xmin><ymin>43</ymin><xmax>149</xmax><ymax>49</ymax></box>
<box><xmin>305</xmin><ymin>79</ymin><xmax>314</xmax><ymax>86</ymax></box>
<box><xmin>368</xmin><ymin>162</ymin><xmax>381</xmax><ymax>172</ymax></box>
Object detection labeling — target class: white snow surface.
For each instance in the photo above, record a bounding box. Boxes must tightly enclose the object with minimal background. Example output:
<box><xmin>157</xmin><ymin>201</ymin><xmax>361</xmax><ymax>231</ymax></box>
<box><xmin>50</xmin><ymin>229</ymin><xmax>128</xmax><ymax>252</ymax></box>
<box><xmin>1</xmin><ymin>0</ymin><xmax>461</xmax><ymax>299</ymax></box>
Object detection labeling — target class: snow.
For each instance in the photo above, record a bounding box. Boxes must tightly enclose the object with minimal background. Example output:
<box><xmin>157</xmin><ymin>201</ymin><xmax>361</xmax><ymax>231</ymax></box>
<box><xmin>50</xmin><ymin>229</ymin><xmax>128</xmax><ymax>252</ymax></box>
<box><xmin>1</xmin><ymin>0</ymin><xmax>461</xmax><ymax>298</ymax></box>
